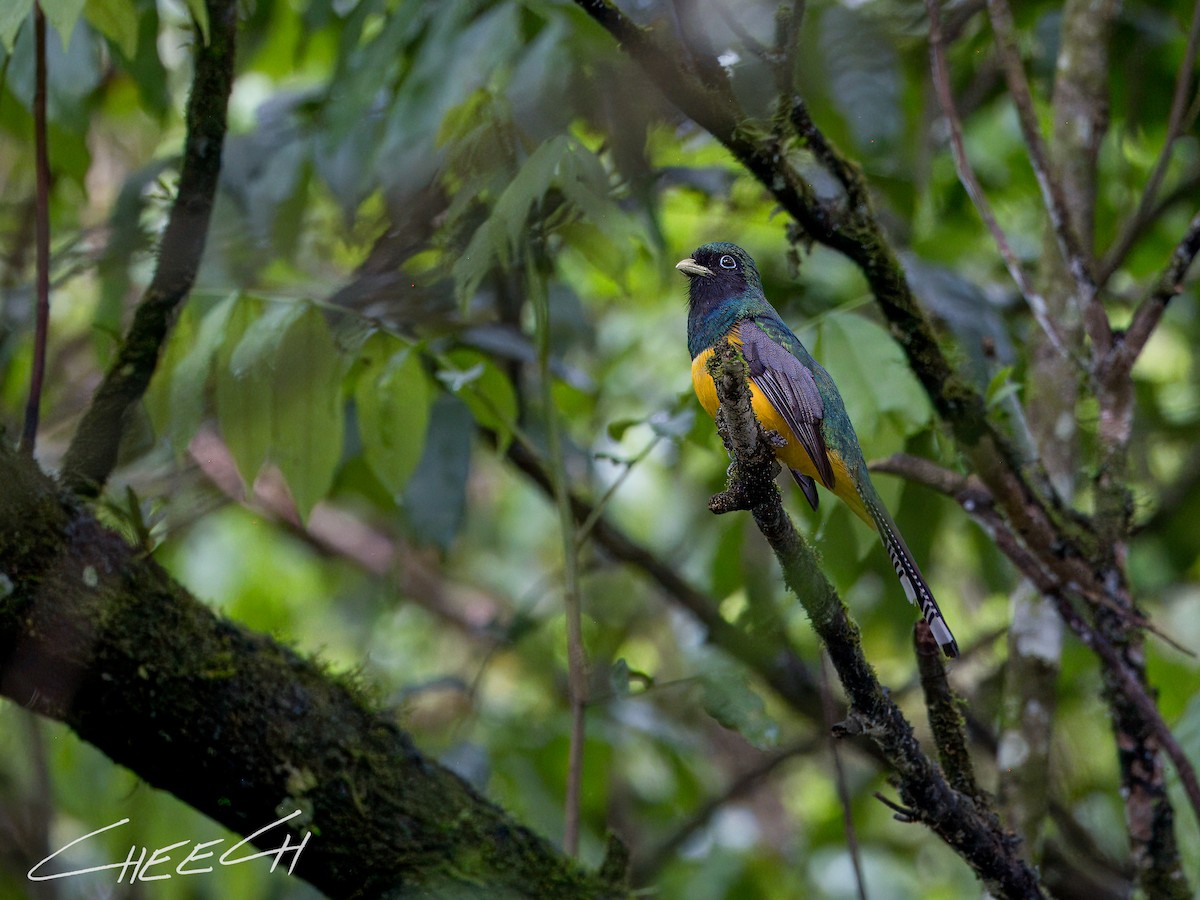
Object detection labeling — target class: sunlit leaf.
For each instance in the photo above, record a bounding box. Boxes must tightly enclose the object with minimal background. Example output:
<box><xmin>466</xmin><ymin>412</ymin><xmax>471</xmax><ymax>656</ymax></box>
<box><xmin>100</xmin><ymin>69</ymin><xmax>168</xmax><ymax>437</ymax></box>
<box><xmin>0</xmin><ymin>0</ymin><xmax>32</xmax><ymax>51</ymax></box>
<box><xmin>84</xmin><ymin>0</ymin><xmax>138</xmax><ymax>58</ymax></box>
<box><xmin>215</xmin><ymin>297</ymin><xmax>274</xmax><ymax>488</ymax></box>
<box><xmin>40</xmin><ymin>0</ymin><xmax>85</xmax><ymax>47</ymax></box>
<box><xmin>356</xmin><ymin>333</ymin><xmax>432</xmax><ymax>496</ymax></box>
<box><xmin>439</xmin><ymin>348</ymin><xmax>518</xmax><ymax>452</ymax></box>
<box><xmin>271</xmin><ymin>305</ymin><xmax>346</xmax><ymax>520</ymax></box>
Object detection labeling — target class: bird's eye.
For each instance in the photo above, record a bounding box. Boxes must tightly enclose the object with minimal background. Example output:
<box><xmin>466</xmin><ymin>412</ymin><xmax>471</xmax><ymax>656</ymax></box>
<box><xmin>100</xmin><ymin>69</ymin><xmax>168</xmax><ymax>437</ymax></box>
<box><xmin>718</xmin><ymin>254</ymin><xmax>737</xmax><ymax>269</ymax></box>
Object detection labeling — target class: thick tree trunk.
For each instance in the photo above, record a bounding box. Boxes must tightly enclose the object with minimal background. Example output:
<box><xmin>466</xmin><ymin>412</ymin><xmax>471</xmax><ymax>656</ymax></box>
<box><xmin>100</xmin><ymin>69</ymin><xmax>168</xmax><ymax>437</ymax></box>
<box><xmin>0</xmin><ymin>442</ymin><xmax>623</xmax><ymax>899</ymax></box>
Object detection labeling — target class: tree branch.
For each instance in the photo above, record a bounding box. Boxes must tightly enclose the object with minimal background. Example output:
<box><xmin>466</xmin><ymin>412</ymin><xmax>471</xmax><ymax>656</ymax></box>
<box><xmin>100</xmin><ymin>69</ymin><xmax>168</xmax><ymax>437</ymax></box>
<box><xmin>875</xmin><ymin>456</ymin><xmax>1200</xmax><ymax>851</ymax></box>
<box><xmin>1116</xmin><ymin>208</ymin><xmax>1200</xmax><ymax>372</ymax></box>
<box><xmin>20</xmin><ymin>3</ymin><xmax>50</xmax><ymax>454</ymax></box>
<box><xmin>703</xmin><ymin>340</ymin><xmax>1044</xmax><ymax>898</ymax></box>
<box><xmin>914</xmin><ymin>625</ymin><xmax>983</xmax><ymax>802</ymax></box>
<box><xmin>0</xmin><ymin>441</ymin><xmax>624</xmax><ymax>898</ymax></box>
<box><xmin>61</xmin><ymin>0</ymin><xmax>237</xmax><ymax>497</ymax></box>
<box><xmin>925</xmin><ymin>0</ymin><xmax>1077</xmax><ymax>364</ymax></box>
<box><xmin>1098</xmin><ymin>0</ymin><xmax>1200</xmax><ymax>286</ymax></box>
<box><xmin>984</xmin><ymin>0</ymin><xmax>1113</xmax><ymax>357</ymax></box>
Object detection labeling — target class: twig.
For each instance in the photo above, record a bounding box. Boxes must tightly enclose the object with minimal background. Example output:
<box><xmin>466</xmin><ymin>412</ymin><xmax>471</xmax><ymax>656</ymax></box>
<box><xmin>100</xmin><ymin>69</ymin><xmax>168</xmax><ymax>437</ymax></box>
<box><xmin>1048</xmin><ymin>594</ymin><xmax>1200</xmax><ymax>837</ymax></box>
<box><xmin>775</xmin><ymin>0</ymin><xmax>804</xmax><ymax>96</ymax></box>
<box><xmin>820</xmin><ymin>655</ymin><xmax>868</xmax><ymax>900</ymax></box>
<box><xmin>503</xmin><ymin>406</ymin><xmax>1114</xmax><ymax>893</ymax></box>
<box><xmin>984</xmin><ymin>0</ymin><xmax>1112</xmax><ymax>357</ymax></box>
<box><xmin>60</xmin><ymin>0</ymin><xmax>238</xmax><ymax>496</ymax></box>
<box><xmin>705</xmin><ymin>339</ymin><xmax>1045</xmax><ymax>896</ymax></box>
<box><xmin>526</xmin><ymin>255</ymin><xmax>590</xmax><ymax>858</ymax></box>
<box><xmin>788</xmin><ymin>96</ymin><xmax>870</xmax><ymax>215</ymax></box>
<box><xmin>925</xmin><ymin>0</ymin><xmax>1078</xmax><ymax>365</ymax></box>
<box><xmin>1098</xmin><ymin>0</ymin><xmax>1200</xmax><ymax>286</ymax></box>
<box><xmin>1100</xmin><ymin>169</ymin><xmax>1200</xmax><ymax>281</ymax></box>
<box><xmin>1116</xmin><ymin>208</ymin><xmax>1200</xmax><ymax>372</ymax></box>
<box><xmin>576</xmin><ymin>434</ymin><xmax>662</xmax><ymax>547</ymax></box>
<box><xmin>873</xmin><ymin>453</ymin><xmax>1187</xmax><ymax>651</ymax></box>
<box><xmin>897</xmin><ymin>451</ymin><xmax>1200</xmax><ymax>834</ymax></box>
<box><xmin>914</xmin><ymin>624</ymin><xmax>983</xmax><ymax>801</ymax></box>
<box><xmin>20</xmin><ymin>4</ymin><xmax>50</xmax><ymax>454</ymax></box>
<box><xmin>873</xmin><ymin>792</ymin><xmax>918</xmax><ymax>823</ymax></box>
<box><xmin>669</xmin><ymin>0</ymin><xmax>731</xmax><ymax>93</ymax></box>
<box><xmin>632</xmin><ymin>740</ymin><xmax>811</xmax><ymax>883</ymax></box>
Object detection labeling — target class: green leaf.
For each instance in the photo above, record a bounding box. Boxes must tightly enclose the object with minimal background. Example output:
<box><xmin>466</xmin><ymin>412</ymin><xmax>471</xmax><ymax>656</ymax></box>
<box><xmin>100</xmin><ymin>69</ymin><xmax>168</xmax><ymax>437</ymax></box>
<box><xmin>84</xmin><ymin>0</ymin><xmax>137</xmax><ymax>58</ymax></box>
<box><xmin>810</xmin><ymin>313</ymin><xmax>932</xmax><ymax>444</ymax></box>
<box><xmin>166</xmin><ymin>294</ymin><xmax>239</xmax><ymax>450</ymax></box>
<box><xmin>229</xmin><ymin>301</ymin><xmax>305</xmax><ymax>377</ymax></box>
<box><xmin>0</xmin><ymin>0</ymin><xmax>32</xmax><ymax>51</ymax></box>
<box><xmin>147</xmin><ymin>293</ymin><xmax>238</xmax><ymax>453</ymax></box>
<box><xmin>439</xmin><ymin>349</ymin><xmax>518</xmax><ymax>452</ymax></box>
<box><xmin>985</xmin><ymin>365</ymin><xmax>1021</xmax><ymax>409</ymax></box>
<box><xmin>215</xmin><ymin>297</ymin><xmax>273</xmax><ymax>488</ymax></box>
<box><xmin>402</xmin><ymin>394</ymin><xmax>473</xmax><ymax>548</ymax></box>
<box><xmin>698</xmin><ymin>658</ymin><xmax>779</xmax><ymax>750</ymax></box>
<box><xmin>185</xmin><ymin>0</ymin><xmax>209</xmax><ymax>43</ymax></box>
<box><xmin>606</xmin><ymin>417</ymin><xmax>639</xmax><ymax>442</ymax></box>
<box><xmin>143</xmin><ymin>301</ymin><xmax>199</xmax><ymax>442</ymax></box>
<box><xmin>40</xmin><ymin>0</ymin><xmax>86</xmax><ymax>47</ymax></box>
<box><xmin>271</xmin><ymin>306</ymin><xmax>346</xmax><ymax>520</ymax></box>
<box><xmin>491</xmin><ymin>135</ymin><xmax>570</xmax><ymax>250</ymax></box>
<box><xmin>355</xmin><ymin>333</ymin><xmax>432</xmax><ymax>496</ymax></box>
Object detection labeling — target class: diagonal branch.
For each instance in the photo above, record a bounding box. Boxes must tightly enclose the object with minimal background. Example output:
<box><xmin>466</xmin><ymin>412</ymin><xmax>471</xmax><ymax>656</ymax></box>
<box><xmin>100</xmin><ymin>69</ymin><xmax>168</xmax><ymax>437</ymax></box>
<box><xmin>704</xmin><ymin>341</ymin><xmax>1044</xmax><ymax>897</ymax></box>
<box><xmin>925</xmin><ymin>0</ymin><xmax>1077</xmax><ymax>364</ymax></box>
<box><xmin>0</xmin><ymin>441</ymin><xmax>623</xmax><ymax>898</ymax></box>
<box><xmin>984</xmin><ymin>0</ymin><xmax>1113</xmax><ymax>357</ymax></box>
<box><xmin>1098</xmin><ymin>0</ymin><xmax>1200</xmax><ymax>285</ymax></box>
<box><xmin>1115</xmin><ymin>208</ymin><xmax>1200</xmax><ymax>373</ymax></box>
<box><xmin>874</xmin><ymin>452</ymin><xmax>1200</xmax><ymax>838</ymax></box>
<box><xmin>61</xmin><ymin>0</ymin><xmax>238</xmax><ymax>497</ymax></box>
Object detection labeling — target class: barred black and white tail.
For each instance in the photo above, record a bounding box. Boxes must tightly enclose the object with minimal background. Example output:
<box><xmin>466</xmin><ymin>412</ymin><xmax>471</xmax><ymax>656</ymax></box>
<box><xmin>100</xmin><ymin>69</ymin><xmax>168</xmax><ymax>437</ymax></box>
<box><xmin>865</xmin><ymin>497</ymin><xmax>959</xmax><ymax>658</ymax></box>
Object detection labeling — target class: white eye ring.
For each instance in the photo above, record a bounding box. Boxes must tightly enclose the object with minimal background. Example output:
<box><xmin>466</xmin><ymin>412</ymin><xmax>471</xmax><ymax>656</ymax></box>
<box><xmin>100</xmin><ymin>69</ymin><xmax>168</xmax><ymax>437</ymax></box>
<box><xmin>718</xmin><ymin>254</ymin><xmax>737</xmax><ymax>269</ymax></box>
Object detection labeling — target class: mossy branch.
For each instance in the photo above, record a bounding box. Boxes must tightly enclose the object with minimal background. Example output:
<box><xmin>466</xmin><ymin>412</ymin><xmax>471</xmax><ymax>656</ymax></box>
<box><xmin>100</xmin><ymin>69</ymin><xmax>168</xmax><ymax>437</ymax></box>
<box><xmin>703</xmin><ymin>340</ymin><xmax>1043</xmax><ymax>898</ymax></box>
<box><xmin>0</xmin><ymin>440</ymin><xmax>625</xmax><ymax>899</ymax></box>
<box><xmin>61</xmin><ymin>0</ymin><xmax>238</xmax><ymax>497</ymax></box>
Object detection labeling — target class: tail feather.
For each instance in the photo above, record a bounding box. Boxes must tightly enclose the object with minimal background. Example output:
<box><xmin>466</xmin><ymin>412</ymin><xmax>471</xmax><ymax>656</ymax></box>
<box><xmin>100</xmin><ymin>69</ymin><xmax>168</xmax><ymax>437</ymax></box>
<box><xmin>864</xmin><ymin>496</ymin><xmax>959</xmax><ymax>658</ymax></box>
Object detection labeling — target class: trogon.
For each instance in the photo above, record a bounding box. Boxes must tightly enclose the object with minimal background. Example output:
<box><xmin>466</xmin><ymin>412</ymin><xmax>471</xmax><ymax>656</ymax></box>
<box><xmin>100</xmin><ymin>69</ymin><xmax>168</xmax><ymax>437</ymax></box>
<box><xmin>677</xmin><ymin>241</ymin><xmax>959</xmax><ymax>658</ymax></box>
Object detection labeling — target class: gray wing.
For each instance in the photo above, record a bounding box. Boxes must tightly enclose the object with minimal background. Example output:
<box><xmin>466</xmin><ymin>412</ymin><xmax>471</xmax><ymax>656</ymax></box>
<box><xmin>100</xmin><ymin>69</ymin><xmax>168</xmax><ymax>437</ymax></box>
<box><xmin>740</xmin><ymin>321</ymin><xmax>835</xmax><ymax>489</ymax></box>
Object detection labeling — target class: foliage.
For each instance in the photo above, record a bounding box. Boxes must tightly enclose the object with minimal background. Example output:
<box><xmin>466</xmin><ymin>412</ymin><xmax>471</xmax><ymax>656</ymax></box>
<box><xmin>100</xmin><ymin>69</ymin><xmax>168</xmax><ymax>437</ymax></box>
<box><xmin>0</xmin><ymin>0</ymin><xmax>1198</xmax><ymax>897</ymax></box>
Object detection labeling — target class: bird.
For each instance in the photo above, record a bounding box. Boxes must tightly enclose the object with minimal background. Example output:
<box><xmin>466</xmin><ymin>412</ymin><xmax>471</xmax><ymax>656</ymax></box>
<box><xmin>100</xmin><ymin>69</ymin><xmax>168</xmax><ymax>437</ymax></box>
<box><xmin>676</xmin><ymin>241</ymin><xmax>959</xmax><ymax>658</ymax></box>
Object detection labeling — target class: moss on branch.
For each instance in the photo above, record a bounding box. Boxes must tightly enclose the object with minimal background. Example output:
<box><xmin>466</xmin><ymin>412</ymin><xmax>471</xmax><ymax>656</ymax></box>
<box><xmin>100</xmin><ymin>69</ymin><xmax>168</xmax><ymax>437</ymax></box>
<box><xmin>0</xmin><ymin>440</ymin><xmax>625</xmax><ymax>898</ymax></box>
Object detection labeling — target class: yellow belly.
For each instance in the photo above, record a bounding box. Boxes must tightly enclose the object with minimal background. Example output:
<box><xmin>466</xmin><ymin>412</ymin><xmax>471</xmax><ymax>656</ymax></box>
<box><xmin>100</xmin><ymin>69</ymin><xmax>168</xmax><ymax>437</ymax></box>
<box><xmin>691</xmin><ymin>345</ymin><xmax>872</xmax><ymax>526</ymax></box>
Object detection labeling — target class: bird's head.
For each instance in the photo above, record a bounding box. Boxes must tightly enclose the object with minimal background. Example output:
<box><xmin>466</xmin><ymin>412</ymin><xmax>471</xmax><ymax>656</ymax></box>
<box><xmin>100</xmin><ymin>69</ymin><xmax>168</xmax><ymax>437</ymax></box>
<box><xmin>675</xmin><ymin>242</ymin><xmax>765</xmax><ymax>308</ymax></box>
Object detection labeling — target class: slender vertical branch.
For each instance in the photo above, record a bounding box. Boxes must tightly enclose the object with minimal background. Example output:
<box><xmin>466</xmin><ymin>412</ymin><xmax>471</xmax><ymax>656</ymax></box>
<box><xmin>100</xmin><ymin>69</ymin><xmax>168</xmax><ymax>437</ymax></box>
<box><xmin>914</xmin><ymin>624</ymin><xmax>982</xmax><ymax>802</ymax></box>
<box><xmin>984</xmin><ymin>0</ymin><xmax>1112</xmax><ymax>357</ymax></box>
<box><xmin>1098</xmin><ymin>0</ymin><xmax>1200</xmax><ymax>284</ymax></box>
<box><xmin>528</xmin><ymin>255</ymin><xmax>589</xmax><ymax>857</ymax></box>
<box><xmin>20</xmin><ymin>3</ymin><xmax>50</xmax><ymax>454</ymax></box>
<box><xmin>820</xmin><ymin>655</ymin><xmax>867</xmax><ymax>900</ymax></box>
<box><xmin>925</xmin><ymin>0</ymin><xmax>1076</xmax><ymax>363</ymax></box>
<box><xmin>61</xmin><ymin>0</ymin><xmax>238</xmax><ymax>495</ymax></box>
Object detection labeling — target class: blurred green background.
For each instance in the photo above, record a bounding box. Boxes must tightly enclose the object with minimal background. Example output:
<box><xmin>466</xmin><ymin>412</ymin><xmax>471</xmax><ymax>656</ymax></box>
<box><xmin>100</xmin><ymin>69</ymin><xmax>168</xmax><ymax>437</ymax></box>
<box><xmin>0</xmin><ymin>0</ymin><xmax>1198</xmax><ymax>896</ymax></box>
